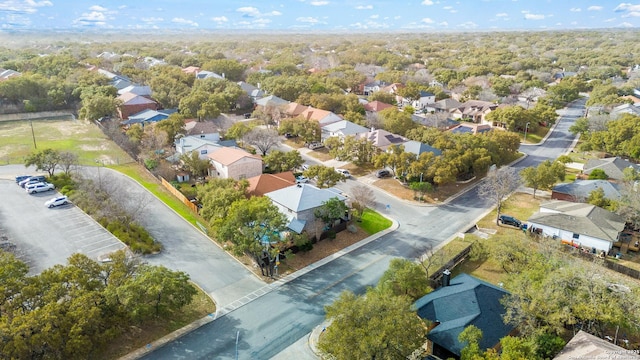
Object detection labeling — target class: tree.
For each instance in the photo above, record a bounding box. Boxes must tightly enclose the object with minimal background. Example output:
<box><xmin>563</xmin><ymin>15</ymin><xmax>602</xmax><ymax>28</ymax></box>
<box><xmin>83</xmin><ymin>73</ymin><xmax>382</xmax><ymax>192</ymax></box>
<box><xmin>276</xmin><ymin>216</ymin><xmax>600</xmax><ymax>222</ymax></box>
<box><xmin>58</xmin><ymin>151</ymin><xmax>79</xmax><ymax>175</ymax></box>
<box><xmin>477</xmin><ymin>166</ymin><xmax>521</xmax><ymax>224</ymax></box>
<box><xmin>156</xmin><ymin>113</ymin><xmax>186</xmax><ymax>145</ymax></box>
<box><xmin>304</xmin><ymin>165</ymin><xmax>345</xmax><ymax>188</ymax></box>
<box><xmin>198</xmin><ymin>178</ymin><xmax>248</xmax><ymax>224</ymax></box>
<box><xmin>519</xmin><ymin>160</ymin><xmax>566</xmax><ymax>198</ymax></box>
<box><xmin>459</xmin><ymin>325</ymin><xmax>484</xmax><ymax>360</ymax></box>
<box><xmin>180</xmin><ymin>151</ymin><xmax>211</xmax><ymax>178</ymax></box>
<box><xmin>215</xmin><ymin>196</ymin><xmax>286</xmax><ymax>277</ymax></box>
<box><xmin>244</xmin><ymin>127</ymin><xmax>280</xmax><ymax>156</ymax></box>
<box><xmin>587</xmin><ymin>187</ymin><xmax>615</xmax><ymax>210</ymax></box>
<box><xmin>379</xmin><ymin>107</ymin><xmax>417</xmax><ymax>136</ymax></box>
<box><xmin>263</xmin><ymin>150</ymin><xmax>303</xmax><ymax>173</ymax></box>
<box><xmin>373</xmin><ymin>144</ymin><xmax>416</xmax><ymax>178</ymax></box>
<box><xmin>377</xmin><ymin>258</ymin><xmax>431</xmax><ymax>301</ymax></box>
<box><xmin>318</xmin><ymin>288</ymin><xmax>427</xmax><ymax>360</ymax></box>
<box><xmin>201</xmin><ymin>59</ymin><xmax>247</xmax><ymax>81</ymax></box>
<box><xmin>350</xmin><ymin>185</ymin><xmax>376</xmax><ymax>212</ymax></box>
<box><xmin>588</xmin><ymin>168</ymin><xmax>608</xmax><ymax>180</ymax></box>
<box><xmin>24</xmin><ymin>148</ymin><xmax>60</xmax><ymax>176</ymax></box>
<box><xmin>225</xmin><ymin>122</ymin><xmax>254</xmax><ymax>145</ymax></box>
<box><xmin>314</xmin><ymin>197</ymin><xmax>348</xmax><ymax>229</ymax></box>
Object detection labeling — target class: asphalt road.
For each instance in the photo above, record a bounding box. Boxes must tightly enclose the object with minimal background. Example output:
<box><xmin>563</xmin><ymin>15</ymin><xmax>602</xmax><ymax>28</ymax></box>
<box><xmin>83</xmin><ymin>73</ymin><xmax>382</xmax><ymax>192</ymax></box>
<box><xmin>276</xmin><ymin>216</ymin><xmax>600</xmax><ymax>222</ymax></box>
<box><xmin>142</xmin><ymin>99</ymin><xmax>586</xmax><ymax>360</ymax></box>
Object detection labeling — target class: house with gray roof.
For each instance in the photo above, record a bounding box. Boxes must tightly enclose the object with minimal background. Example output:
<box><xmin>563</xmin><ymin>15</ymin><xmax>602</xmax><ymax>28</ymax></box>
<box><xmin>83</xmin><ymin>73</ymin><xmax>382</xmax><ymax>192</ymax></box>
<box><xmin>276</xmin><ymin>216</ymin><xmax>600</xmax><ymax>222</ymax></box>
<box><xmin>554</xmin><ymin>330</ymin><xmax>640</xmax><ymax>360</ymax></box>
<box><xmin>0</xmin><ymin>68</ymin><xmax>21</xmax><ymax>81</ymax></box>
<box><xmin>583</xmin><ymin>157</ymin><xmax>640</xmax><ymax>181</ymax></box>
<box><xmin>237</xmin><ymin>81</ymin><xmax>265</xmax><ymax>100</ymax></box>
<box><xmin>174</xmin><ymin>134</ymin><xmax>224</xmax><ymax>160</ymax></box>
<box><xmin>413</xmin><ymin>273</ymin><xmax>514</xmax><ymax>360</ymax></box>
<box><xmin>355</xmin><ymin>129</ymin><xmax>407</xmax><ymax>151</ymax></box>
<box><xmin>265</xmin><ymin>184</ymin><xmax>346</xmax><ymax>234</ymax></box>
<box><xmin>402</xmin><ymin>140</ymin><xmax>442</xmax><ymax>158</ymax></box>
<box><xmin>117</xmin><ymin>85</ymin><xmax>152</xmax><ymax>97</ymax></box>
<box><xmin>552</xmin><ymin>180</ymin><xmax>622</xmax><ymax>202</ymax></box>
<box><xmin>610</xmin><ymin>103</ymin><xmax>640</xmax><ymax>117</ymax></box>
<box><xmin>527</xmin><ymin>200</ymin><xmax>625</xmax><ymax>252</ymax></box>
<box><xmin>196</xmin><ymin>70</ymin><xmax>225</xmax><ymax>80</ymax></box>
<box><xmin>121</xmin><ymin>108</ymin><xmax>177</xmax><ymax>125</ymax></box>
<box><xmin>321</xmin><ymin>120</ymin><xmax>369</xmax><ymax>140</ymax></box>
<box><xmin>255</xmin><ymin>95</ymin><xmax>289</xmax><ymax>108</ymax></box>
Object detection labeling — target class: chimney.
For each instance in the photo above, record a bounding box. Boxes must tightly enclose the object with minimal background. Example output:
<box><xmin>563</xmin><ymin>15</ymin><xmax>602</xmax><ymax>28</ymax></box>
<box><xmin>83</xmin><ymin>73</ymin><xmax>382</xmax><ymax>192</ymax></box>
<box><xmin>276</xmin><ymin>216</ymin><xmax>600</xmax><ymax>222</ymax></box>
<box><xmin>441</xmin><ymin>269</ymin><xmax>451</xmax><ymax>287</ymax></box>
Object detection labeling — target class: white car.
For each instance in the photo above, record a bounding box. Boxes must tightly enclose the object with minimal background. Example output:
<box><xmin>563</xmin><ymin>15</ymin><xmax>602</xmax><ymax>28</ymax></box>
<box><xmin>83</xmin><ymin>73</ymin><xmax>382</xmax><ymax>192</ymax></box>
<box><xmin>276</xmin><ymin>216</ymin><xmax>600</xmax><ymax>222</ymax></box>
<box><xmin>45</xmin><ymin>195</ymin><xmax>69</xmax><ymax>208</ymax></box>
<box><xmin>336</xmin><ymin>169</ymin><xmax>351</xmax><ymax>178</ymax></box>
<box><xmin>296</xmin><ymin>175</ymin><xmax>310</xmax><ymax>183</ymax></box>
<box><xmin>26</xmin><ymin>182</ymin><xmax>55</xmax><ymax>194</ymax></box>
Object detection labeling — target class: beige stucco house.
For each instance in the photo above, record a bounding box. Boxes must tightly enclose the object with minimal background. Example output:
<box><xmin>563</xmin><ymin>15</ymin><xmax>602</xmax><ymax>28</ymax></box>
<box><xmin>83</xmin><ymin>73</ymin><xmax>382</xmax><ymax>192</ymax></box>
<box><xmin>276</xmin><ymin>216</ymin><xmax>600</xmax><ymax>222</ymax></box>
<box><xmin>207</xmin><ymin>147</ymin><xmax>262</xmax><ymax>180</ymax></box>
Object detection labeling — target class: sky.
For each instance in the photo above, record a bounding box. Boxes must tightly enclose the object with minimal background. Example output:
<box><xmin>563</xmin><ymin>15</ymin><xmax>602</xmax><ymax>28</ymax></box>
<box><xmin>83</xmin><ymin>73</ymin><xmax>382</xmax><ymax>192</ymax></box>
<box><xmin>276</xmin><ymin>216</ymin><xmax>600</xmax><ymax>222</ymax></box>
<box><xmin>1</xmin><ymin>0</ymin><xmax>640</xmax><ymax>32</ymax></box>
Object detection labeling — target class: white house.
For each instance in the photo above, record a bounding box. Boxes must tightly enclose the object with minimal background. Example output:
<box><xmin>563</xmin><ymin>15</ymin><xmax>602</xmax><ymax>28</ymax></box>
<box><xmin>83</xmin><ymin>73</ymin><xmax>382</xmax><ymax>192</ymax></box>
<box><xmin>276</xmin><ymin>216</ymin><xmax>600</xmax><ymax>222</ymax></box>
<box><xmin>321</xmin><ymin>120</ymin><xmax>369</xmax><ymax>140</ymax></box>
<box><xmin>527</xmin><ymin>200</ymin><xmax>625</xmax><ymax>253</ymax></box>
<box><xmin>411</xmin><ymin>90</ymin><xmax>436</xmax><ymax>110</ymax></box>
<box><xmin>175</xmin><ymin>134</ymin><xmax>223</xmax><ymax>159</ymax></box>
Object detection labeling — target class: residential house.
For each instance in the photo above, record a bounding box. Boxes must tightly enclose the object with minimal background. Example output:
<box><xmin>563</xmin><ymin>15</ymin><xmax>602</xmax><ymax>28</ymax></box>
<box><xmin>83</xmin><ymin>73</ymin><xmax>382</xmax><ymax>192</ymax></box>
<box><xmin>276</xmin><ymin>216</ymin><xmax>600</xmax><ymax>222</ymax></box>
<box><xmin>527</xmin><ymin>200</ymin><xmax>625</xmax><ymax>253</ymax></box>
<box><xmin>517</xmin><ymin>87</ymin><xmax>547</xmax><ymax>104</ymax></box>
<box><xmin>610</xmin><ymin>103</ymin><xmax>640</xmax><ymax>117</ymax></box>
<box><xmin>195</xmin><ymin>70</ymin><xmax>224</xmax><ymax>80</ymax></box>
<box><xmin>356</xmin><ymin>129</ymin><xmax>407</xmax><ymax>151</ymax></box>
<box><xmin>413</xmin><ymin>273</ymin><xmax>514</xmax><ymax>360</ymax></box>
<box><xmin>362</xmin><ymin>80</ymin><xmax>388</xmax><ymax>96</ymax></box>
<box><xmin>450</xmin><ymin>100</ymin><xmax>498</xmax><ymax>125</ymax></box>
<box><xmin>411</xmin><ymin>90</ymin><xmax>436</xmax><ymax>110</ymax></box>
<box><xmin>427</xmin><ymin>98</ymin><xmax>463</xmax><ymax>114</ymax></box>
<box><xmin>583</xmin><ymin>157</ymin><xmax>640</xmax><ymax>181</ymax></box>
<box><xmin>402</xmin><ymin>140</ymin><xmax>442</xmax><ymax>158</ymax></box>
<box><xmin>321</xmin><ymin>120</ymin><xmax>369</xmax><ymax>140</ymax></box>
<box><xmin>284</xmin><ymin>102</ymin><xmax>309</xmax><ymax>118</ymax></box>
<box><xmin>116</xmin><ymin>92</ymin><xmax>158</xmax><ymax>120</ymax></box>
<box><xmin>363</xmin><ymin>100</ymin><xmax>394</xmax><ymax>113</ymax></box>
<box><xmin>121</xmin><ymin>108</ymin><xmax>177</xmax><ymax>126</ymax></box>
<box><xmin>552</xmin><ymin>180</ymin><xmax>622</xmax><ymax>202</ymax></box>
<box><xmin>620</xmin><ymin>94</ymin><xmax>640</xmax><ymax>105</ymax></box>
<box><xmin>111</xmin><ymin>78</ymin><xmax>133</xmax><ymax>91</ymax></box>
<box><xmin>143</xmin><ymin>57</ymin><xmax>166</xmax><ymax>67</ymax></box>
<box><xmin>174</xmin><ymin>134</ymin><xmax>224</xmax><ymax>159</ymax></box>
<box><xmin>0</xmin><ymin>68</ymin><xmax>20</xmax><ymax>81</ymax></box>
<box><xmin>265</xmin><ymin>183</ymin><xmax>347</xmax><ymax>234</ymax></box>
<box><xmin>448</xmin><ymin>122</ymin><xmax>492</xmax><ymax>135</ymax></box>
<box><xmin>553</xmin><ymin>71</ymin><xmax>578</xmax><ymax>82</ymax></box>
<box><xmin>207</xmin><ymin>147</ymin><xmax>262</xmax><ymax>180</ymax></box>
<box><xmin>298</xmin><ymin>107</ymin><xmax>342</xmax><ymax>126</ymax></box>
<box><xmin>429</xmin><ymin>79</ymin><xmax>444</xmax><ymax>88</ymax></box>
<box><xmin>554</xmin><ymin>331</ymin><xmax>640</xmax><ymax>360</ymax></box>
<box><xmin>184</xmin><ymin>119</ymin><xmax>219</xmax><ymax>137</ymax></box>
<box><xmin>246</xmin><ymin>172</ymin><xmax>295</xmax><ymax>197</ymax></box>
<box><xmin>182</xmin><ymin>66</ymin><xmax>200</xmax><ymax>75</ymax></box>
<box><xmin>255</xmin><ymin>95</ymin><xmax>290</xmax><ymax>108</ymax></box>
<box><xmin>237</xmin><ymin>81</ymin><xmax>265</xmax><ymax>100</ymax></box>
<box><xmin>381</xmin><ymin>82</ymin><xmax>405</xmax><ymax>103</ymax></box>
<box><xmin>117</xmin><ymin>85</ymin><xmax>152</xmax><ymax>97</ymax></box>
<box><xmin>411</xmin><ymin>113</ymin><xmax>459</xmax><ymax>129</ymax></box>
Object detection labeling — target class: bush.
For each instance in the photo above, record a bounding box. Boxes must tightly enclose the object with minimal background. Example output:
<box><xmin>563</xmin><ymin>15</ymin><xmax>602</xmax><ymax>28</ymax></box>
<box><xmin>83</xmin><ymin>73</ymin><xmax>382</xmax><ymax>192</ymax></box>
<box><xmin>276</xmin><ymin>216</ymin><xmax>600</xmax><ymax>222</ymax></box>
<box><xmin>326</xmin><ymin>230</ymin><xmax>336</xmax><ymax>239</ymax></box>
<box><xmin>144</xmin><ymin>159</ymin><xmax>158</xmax><ymax>170</ymax></box>
<box><xmin>293</xmin><ymin>233</ymin><xmax>313</xmax><ymax>252</ymax></box>
<box><xmin>48</xmin><ymin>173</ymin><xmax>76</xmax><ymax>190</ymax></box>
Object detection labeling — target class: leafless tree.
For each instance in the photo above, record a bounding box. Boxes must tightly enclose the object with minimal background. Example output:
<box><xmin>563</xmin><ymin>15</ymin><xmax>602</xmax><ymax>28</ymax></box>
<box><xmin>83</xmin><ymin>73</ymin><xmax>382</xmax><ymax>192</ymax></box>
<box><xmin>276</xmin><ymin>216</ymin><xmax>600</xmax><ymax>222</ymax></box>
<box><xmin>350</xmin><ymin>185</ymin><xmax>376</xmax><ymax>210</ymax></box>
<box><xmin>58</xmin><ymin>151</ymin><xmax>79</xmax><ymax>175</ymax></box>
<box><xmin>477</xmin><ymin>166</ymin><xmax>521</xmax><ymax>225</ymax></box>
<box><xmin>616</xmin><ymin>181</ymin><xmax>640</xmax><ymax>230</ymax></box>
<box><xmin>245</xmin><ymin>127</ymin><xmax>280</xmax><ymax>155</ymax></box>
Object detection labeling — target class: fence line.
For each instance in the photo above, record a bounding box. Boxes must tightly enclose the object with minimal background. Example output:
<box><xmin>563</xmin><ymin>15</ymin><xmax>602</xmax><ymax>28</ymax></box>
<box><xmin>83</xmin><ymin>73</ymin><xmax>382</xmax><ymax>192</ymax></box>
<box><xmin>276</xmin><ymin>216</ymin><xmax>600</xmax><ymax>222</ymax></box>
<box><xmin>159</xmin><ymin>177</ymin><xmax>199</xmax><ymax>213</ymax></box>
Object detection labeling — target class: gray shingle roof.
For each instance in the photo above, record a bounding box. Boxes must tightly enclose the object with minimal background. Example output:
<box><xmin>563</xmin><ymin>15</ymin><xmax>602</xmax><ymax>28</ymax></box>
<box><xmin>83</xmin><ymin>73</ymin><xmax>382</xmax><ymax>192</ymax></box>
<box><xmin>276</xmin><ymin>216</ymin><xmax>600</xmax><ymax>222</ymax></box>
<box><xmin>265</xmin><ymin>184</ymin><xmax>346</xmax><ymax>213</ymax></box>
<box><xmin>552</xmin><ymin>180</ymin><xmax>621</xmax><ymax>200</ymax></box>
<box><xmin>583</xmin><ymin>157</ymin><xmax>640</xmax><ymax>181</ymax></box>
<box><xmin>413</xmin><ymin>274</ymin><xmax>513</xmax><ymax>357</ymax></box>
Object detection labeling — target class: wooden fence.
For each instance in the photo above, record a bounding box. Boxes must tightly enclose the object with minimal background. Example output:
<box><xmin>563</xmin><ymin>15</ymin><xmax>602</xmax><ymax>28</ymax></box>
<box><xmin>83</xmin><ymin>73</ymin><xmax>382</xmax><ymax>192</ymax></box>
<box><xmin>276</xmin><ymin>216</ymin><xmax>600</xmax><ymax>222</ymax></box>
<box><xmin>428</xmin><ymin>243</ymin><xmax>473</xmax><ymax>288</ymax></box>
<box><xmin>159</xmin><ymin>177</ymin><xmax>199</xmax><ymax>213</ymax></box>
<box><xmin>563</xmin><ymin>246</ymin><xmax>640</xmax><ymax>280</ymax></box>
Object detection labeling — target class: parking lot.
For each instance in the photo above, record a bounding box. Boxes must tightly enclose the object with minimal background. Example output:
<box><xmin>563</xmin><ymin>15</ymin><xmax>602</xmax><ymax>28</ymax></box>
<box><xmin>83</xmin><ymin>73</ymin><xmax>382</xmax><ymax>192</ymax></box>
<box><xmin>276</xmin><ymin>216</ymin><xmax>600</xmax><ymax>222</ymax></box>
<box><xmin>0</xmin><ymin>169</ymin><xmax>126</xmax><ymax>274</ymax></box>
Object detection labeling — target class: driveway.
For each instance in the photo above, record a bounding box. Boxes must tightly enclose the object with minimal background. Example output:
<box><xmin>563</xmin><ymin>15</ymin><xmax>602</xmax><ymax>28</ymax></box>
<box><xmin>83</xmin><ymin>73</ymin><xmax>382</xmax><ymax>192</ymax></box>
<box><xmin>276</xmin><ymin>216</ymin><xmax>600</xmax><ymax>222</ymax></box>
<box><xmin>0</xmin><ymin>167</ymin><xmax>126</xmax><ymax>274</ymax></box>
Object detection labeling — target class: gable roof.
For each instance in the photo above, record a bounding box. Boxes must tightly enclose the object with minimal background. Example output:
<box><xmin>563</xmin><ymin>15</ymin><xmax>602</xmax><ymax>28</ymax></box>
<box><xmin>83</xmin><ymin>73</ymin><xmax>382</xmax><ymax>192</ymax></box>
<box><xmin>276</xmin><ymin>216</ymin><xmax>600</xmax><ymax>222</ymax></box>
<box><xmin>265</xmin><ymin>183</ymin><xmax>346</xmax><ymax>213</ymax></box>
<box><xmin>413</xmin><ymin>274</ymin><xmax>513</xmax><ymax>357</ymax></box>
<box><xmin>356</xmin><ymin>129</ymin><xmax>407</xmax><ymax>150</ymax></box>
<box><xmin>528</xmin><ymin>200</ymin><xmax>625</xmax><ymax>242</ymax></box>
<box><xmin>321</xmin><ymin>120</ymin><xmax>369</xmax><ymax>136</ymax></box>
<box><xmin>196</xmin><ymin>70</ymin><xmax>224</xmax><ymax>79</ymax></box>
<box><xmin>363</xmin><ymin>100</ymin><xmax>394</xmax><ymax>112</ymax></box>
<box><xmin>182</xmin><ymin>66</ymin><xmax>200</xmax><ymax>74</ymax></box>
<box><xmin>583</xmin><ymin>157</ymin><xmax>640</xmax><ymax>181</ymax></box>
<box><xmin>255</xmin><ymin>95</ymin><xmax>289</xmax><ymax>107</ymax></box>
<box><xmin>456</xmin><ymin>100</ymin><xmax>498</xmax><ymax>115</ymax></box>
<box><xmin>611</xmin><ymin>103</ymin><xmax>640</xmax><ymax>117</ymax></box>
<box><xmin>207</xmin><ymin>147</ymin><xmax>261</xmax><ymax>166</ymax></box>
<box><xmin>117</xmin><ymin>92</ymin><xmax>156</xmax><ymax>106</ymax></box>
<box><xmin>411</xmin><ymin>114</ymin><xmax>459</xmax><ymax>129</ymax></box>
<box><xmin>431</xmin><ymin>98</ymin><xmax>463</xmax><ymax>111</ymax></box>
<box><xmin>552</xmin><ymin>180</ymin><xmax>622</xmax><ymax>201</ymax></box>
<box><xmin>403</xmin><ymin>140</ymin><xmax>442</xmax><ymax>157</ymax></box>
<box><xmin>247</xmin><ymin>172</ymin><xmax>295</xmax><ymax>197</ymax></box>
<box><xmin>184</xmin><ymin>120</ymin><xmax>219</xmax><ymax>136</ymax></box>
<box><xmin>299</xmin><ymin>107</ymin><xmax>341</xmax><ymax>123</ymax></box>
<box><xmin>284</xmin><ymin>102</ymin><xmax>309</xmax><ymax>117</ymax></box>
<box><xmin>554</xmin><ymin>330</ymin><xmax>640</xmax><ymax>360</ymax></box>
<box><xmin>122</xmin><ymin>108</ymin><xmax>177</xmax><ymax>125</ymax></box>
<box><xmin>117</xmin><ymin>85</ymin><xmax>152</xmax><ymax>96</ymax></box>
<box><xmin>0</xmin><ymin>68</ymin><xmax>21</xmax><ymax>81</ymax></box>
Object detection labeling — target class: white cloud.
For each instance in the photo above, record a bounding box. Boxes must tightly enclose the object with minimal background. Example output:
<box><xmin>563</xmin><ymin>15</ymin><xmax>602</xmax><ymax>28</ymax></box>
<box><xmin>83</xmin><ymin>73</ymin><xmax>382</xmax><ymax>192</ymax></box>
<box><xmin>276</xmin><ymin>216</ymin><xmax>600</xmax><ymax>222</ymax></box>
<box><xmin>422</xmin><ymin>0</ymin><xmax>434</xmax><ymax>5</ymax></box>
<box><xmin>570</xmin><ymin>7</ymin><xmax>581</xmax><ymax>12</ymax></box>
<box><xmin>0</xmin><ymin>0</ymin><xmax>52</xmax><ymax>14</ymax></box>
<box><xmin>141</xmin><ymin>17</ymin><xmax>164</xmax><ymax>23</ymax></box>
<box><xmin>615</xmin><ymin>3</ymin><xmax>640</xmax><ymax>12</ymax></box>
<box><xmin>73</xmin><ymin>11</ymin><xmax>107</xmax><ymax>26</ymax></box>
<box><xmin>443</xmin><ymin>6</ymin><xmax>453</xmax><ymax>10</ymax></box>
<box><xmin>370</xmin><ymin>14</ymin><xmax>379</xmax><ymax>19</ymax></box>
<box><xmin>457</xmin><ymin>21</ymin><xmax>478</xmax><ymax>29</ymax></box>
<box><xmin>172</xmin><ymin>17</ymin><xmax>198</xmax><ymax>26</ymax></box>
<box><xmin>236</xmin><ymin>7</ymin><xmax>282</xmax><ymax>17</ymax></box>
<box><xmin>211</xmin><ymin>16</ymin><xmax>228</xmax><ymax>22</ymax></box>
<box><xmin>618</xmin><ymin>21</ymin><xmax>634</xmax><ymax>27</ymax></box>
<box><xmin>310</xmin><ymin>1</ymin><xmax>329</xmax><ymax>5</ymax></box>
<box><xmin>89</xmin><ymin>5</ymin><xmax>108</xmax><ymax>12</ymax></box>
<box><xmin>604</xmin><ymin>17</ymin><xmax>616</xmax><ymax>22</ymax></box>
<box><xmin>296</xmin><ymin>16</ymin><xmax>319</xmax><ymax>23</ymax></box>
<box><xmin>524</xmin><ymin>13</ymin><xmax>545</xmax><ymax>20</ymax></box>
<box><xmin>496</xmin><ymin>13</ymin><xmax>508</xmax><ymax>17</ymax></box>
<box><xmin>439</xmin><ymin>21</ymin><xmax>448</xmax><ymax>26</ymax></box>
<box><xmin>587</xmin><ymin>6</ymin><xmax>603</xmax><ymax>11</ymax></box>
<box><xmin>356</xmin><ymin>5</ymin><xmax>373</xmax><ymax>10</ymax></box>
<box><xmin>421</xmin><ymin>17</ymin><xmax>434</xmax><ymax>23</ymax></box>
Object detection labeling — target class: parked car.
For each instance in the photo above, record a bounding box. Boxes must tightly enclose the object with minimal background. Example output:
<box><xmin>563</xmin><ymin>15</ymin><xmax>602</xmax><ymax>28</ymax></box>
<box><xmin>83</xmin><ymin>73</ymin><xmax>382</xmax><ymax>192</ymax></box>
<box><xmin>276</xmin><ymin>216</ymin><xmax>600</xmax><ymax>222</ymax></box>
<box><xmin>498</xmin><ymin>214</ymin><xmax>522</xmax><ymax>228</ymax></box>
<box><xmin>15</xmin><ymin>175</ymin><xmax>31</xmax><ymax>183</ymax></box>
<box><xmin>307</xmin><ymin>142</ymin><xmax>324</xmax><ymax>150</ymax></box>
<box><xmin>336</xmin><ymin>169</ymin><xmax>351</xmax><ymax>178</ymax></box>
<box><xmin>26</xmin><ymin>182</ymin><xmax>55</xmax><ymax>194</ymax></box>
<box><xmin>45</xmin><ymin>195</ymin><xmax>69</xmax><ymax>208</ymax></box>
<box><xmin>376</xmin><ymin>169</ymin><xmax>391</xmax><ymax>178</ymax></box>
<box><xmin>301</xmin><ymin>164</ymin><xmax>310</xmax><ymax>171</ymax></box>
<box><xmin>296</xmin><ymin>175</ymin><xmax>310</xmax><ymax>184</ymax></box>
<box><xmin>243</xmin><ymin>113</ymin><xmax>252</xmax><ymax>119</ymax></box>
<box><xmin>284</xmin><ymin>133</ymin><xmax>297</xmax><ymax>139</ymax></box>
<box><xmin>19</xmin><ymin>175</ymin><xmax>46</xmax><ymax>188</ymax></box>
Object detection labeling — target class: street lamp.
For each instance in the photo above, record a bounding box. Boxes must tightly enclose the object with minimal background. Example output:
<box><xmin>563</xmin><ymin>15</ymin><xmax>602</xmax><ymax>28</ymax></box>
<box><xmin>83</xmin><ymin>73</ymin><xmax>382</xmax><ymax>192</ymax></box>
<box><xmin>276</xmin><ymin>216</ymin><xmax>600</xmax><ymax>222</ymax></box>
<box><xmin>235</xmin><ymin>330</ymin><xmax>240</xmax><ymax>360</ymax></box>
<box><xmin>524</xmin><ymin>122</ymin><xmax>530</xmax><ymax>143</ymax></box>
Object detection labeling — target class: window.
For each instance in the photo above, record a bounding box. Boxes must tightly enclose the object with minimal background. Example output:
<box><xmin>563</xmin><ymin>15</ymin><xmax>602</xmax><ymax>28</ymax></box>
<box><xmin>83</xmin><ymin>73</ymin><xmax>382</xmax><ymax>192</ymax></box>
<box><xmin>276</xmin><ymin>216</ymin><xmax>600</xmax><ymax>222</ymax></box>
<box><xmin>200</xmin><ymin>149</ymin><xmax>207</xmax><ymax>155</ymax></box>
<box><xmin>572</xmin><ymin>233</ymin><xmax>580</xmax><ymax>239</ymax></box>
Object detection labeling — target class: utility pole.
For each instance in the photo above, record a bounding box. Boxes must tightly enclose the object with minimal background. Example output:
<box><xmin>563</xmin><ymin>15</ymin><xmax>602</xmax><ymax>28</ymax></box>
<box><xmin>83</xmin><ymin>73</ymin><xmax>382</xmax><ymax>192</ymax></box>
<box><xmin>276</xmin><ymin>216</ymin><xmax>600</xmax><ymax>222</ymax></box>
<box><xmin>30</xmin><ymin>120</ymin><xmax>37</xmax><ymax>149</ymax></box>
<box><xmin>235</xmin><ymin>330</ymin><xmax>240</xmax><ymax>360</ymax></box>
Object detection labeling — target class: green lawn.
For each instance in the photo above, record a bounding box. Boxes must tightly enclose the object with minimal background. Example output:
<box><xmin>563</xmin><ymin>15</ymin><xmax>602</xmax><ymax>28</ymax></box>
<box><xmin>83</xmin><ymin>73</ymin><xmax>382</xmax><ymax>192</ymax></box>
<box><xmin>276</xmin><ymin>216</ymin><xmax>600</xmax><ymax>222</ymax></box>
<box><xmin>359</xmin><ymin>209</ymin><xmax>392</xmax><ymax>234</ymax></box>
<box><xmin>0</xmin><ymin>119</ymin><xmax>134</xmax><ymax>165</ymax></box>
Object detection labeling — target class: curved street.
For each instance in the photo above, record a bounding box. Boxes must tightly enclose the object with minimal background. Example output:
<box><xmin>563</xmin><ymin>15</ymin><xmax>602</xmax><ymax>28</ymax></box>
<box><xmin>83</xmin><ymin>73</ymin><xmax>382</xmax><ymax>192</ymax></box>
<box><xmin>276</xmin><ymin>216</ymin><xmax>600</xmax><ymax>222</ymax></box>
<box><xmin>138</xmin><ymin>99</ymin><xmax>585</xmax><ymax>360</ymax></box>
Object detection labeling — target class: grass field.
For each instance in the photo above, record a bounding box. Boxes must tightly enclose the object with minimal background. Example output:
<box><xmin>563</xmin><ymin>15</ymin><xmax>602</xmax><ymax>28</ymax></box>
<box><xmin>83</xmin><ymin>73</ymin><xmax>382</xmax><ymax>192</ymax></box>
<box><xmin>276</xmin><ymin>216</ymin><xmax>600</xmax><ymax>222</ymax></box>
<box><xmin>0</xmin><ymin>119</ymin><xmax>134</xmax><ymax>166</ymax></box>
<box><xmin>359</xmin><ymin>208</ymin><xmax>392</xmax><ymax>234</ymax></box>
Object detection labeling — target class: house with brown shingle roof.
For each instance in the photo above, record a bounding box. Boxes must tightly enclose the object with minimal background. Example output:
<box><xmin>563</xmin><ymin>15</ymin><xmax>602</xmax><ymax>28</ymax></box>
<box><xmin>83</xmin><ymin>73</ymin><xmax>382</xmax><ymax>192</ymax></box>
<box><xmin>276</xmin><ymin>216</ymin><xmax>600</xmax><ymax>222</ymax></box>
<box><xmin>247</xmin><ymin>172</ymin><xmax>295</xmax><ymax>197</ymax></box>
<box><xmin>451</xmin><ymin>100</ymin><xmax>498</xmax><ymax>125</ymax></box>
<box><xmin>355</xmin><ymin>129</ymin><xmax>407</xmax><ymax>151</ymax></box>
<box><xmin>284</xmin><ymin>102</ymin><xmax>309</xmax><ymax>118</ymax></box>
<box><xmin>207</xmin><ymin>147</ymin><xmax>262</xmax><ymax>180</ymax></box>
<box><xmin>117</xmin><ymin>92</ymin><xmax>158</xmax><ymax>119</ymax></box>
<box><xmin>363</xmin><ymin>100</ymin><xmax>394</xmax><ymax>113</ymax></box>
